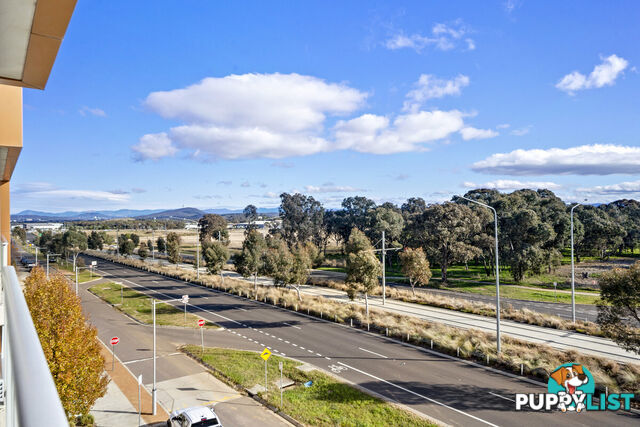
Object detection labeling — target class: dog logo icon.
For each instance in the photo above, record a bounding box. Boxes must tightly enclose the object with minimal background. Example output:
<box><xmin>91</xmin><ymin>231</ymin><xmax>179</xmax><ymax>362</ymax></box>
<box><xmin>548</xmin><ymin>363</ymin><xmax>594</xmax><ymax>412</ymax></box>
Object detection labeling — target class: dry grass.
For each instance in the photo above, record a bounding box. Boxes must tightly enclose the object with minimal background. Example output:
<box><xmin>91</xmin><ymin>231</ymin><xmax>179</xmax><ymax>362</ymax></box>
<box><xmin>85</xmin><ymin>250</ymin><xmax>640</xmax><ymax>398</ymax></box>
<box><xmin>310</xmin><ymin>278</ymin><xmax>603</xmax><ymax>336</ymax></box>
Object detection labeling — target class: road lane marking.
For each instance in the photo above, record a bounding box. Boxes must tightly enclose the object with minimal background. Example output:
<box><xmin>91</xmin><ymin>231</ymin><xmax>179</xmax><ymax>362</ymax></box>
<box><xmin>358</xmin><ymin>347</ymin><xmax>388</xmax><ymax>359</ymax></box>
<box><xmin>284</xmin><ymin>341</ymin><xmax>290</xmax><ymax>344</ymax></box>
<box><xmin>299</xmin><ymin>346</ymin><xmax>305</xmax><ymax>350</ymax></box>
<box><xmin>316</xmin><ymin>353</ymin><xmax>322</xmax><ymax>357</ymax></box>
<box><xmin>283</xmin><ymin>322</ymin><xmax>301</xmax><ymax>330</ymax></box>
<box><xmin>292</xmin><ymin>344</ymin><xmax>297</xmax><ymax>347</ymax></box>
<box><xmin>337</xmin><ymin>362</ymin><xmax>498</xmax><ymax>427</ymax></box>
<box><xmin>489</xmin><ymin>392</ymin><xmax>515</xmax><ymax>402</ymax></box>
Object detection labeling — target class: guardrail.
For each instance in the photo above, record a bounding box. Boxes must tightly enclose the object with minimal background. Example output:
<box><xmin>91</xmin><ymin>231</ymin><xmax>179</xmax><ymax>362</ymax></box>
<box><xmin>1</xmin><ymin>240</ymin><xmax>68</xmax><ymax>426</ymax></box>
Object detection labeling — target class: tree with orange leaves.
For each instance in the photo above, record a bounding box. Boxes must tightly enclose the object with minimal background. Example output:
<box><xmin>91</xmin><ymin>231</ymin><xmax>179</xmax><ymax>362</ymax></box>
<box><xmin>24</xmin><ymin>267</ymin><xmax>108</xmax><ymax>421</ymax></box>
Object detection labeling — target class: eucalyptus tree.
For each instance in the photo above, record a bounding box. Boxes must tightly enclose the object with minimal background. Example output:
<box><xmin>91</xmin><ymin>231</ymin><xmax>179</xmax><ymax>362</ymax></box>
<box><xmin>345</xmin><ymin>228</ymin><xmax>381</xmax><ymax>317</ymax></box>
<box><xmin>279</xmin><ymin>192</ymin><xmax>324</xmax><ymax>247</ymax></box>
<box><xmin>235</xmin><ymin>229</ymin><xmax>267</xmax><ymax>289</ymax></box>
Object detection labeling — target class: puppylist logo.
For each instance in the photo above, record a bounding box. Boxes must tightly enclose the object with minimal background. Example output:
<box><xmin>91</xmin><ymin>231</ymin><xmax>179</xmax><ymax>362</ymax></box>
<box><xmin>515</xmin><ymin>363</ymin><xmax>635</xmax><ymax>412</ymax></box>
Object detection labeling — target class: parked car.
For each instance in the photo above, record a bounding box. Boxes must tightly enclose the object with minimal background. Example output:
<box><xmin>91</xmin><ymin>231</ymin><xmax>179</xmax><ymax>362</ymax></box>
<box><xmin>167</xmin><ymin>406</ymin><xmax>222</xmax><ymax>427</ymax></box>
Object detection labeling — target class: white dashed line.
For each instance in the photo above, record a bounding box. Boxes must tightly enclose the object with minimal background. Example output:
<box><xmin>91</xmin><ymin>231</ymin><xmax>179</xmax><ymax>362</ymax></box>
<box><xmin>278</xmin><ymin>338</ymin><xmax>283</xmax><ymax>341</ymax></box>
<box><xmin>337</xmin><ymin>362</ymin><xmax>498</xmax><ymax>427</ymax></box>
<box><xmin>325</xmin><ymin>357</ymin><xmax>331</xmax><ymax>360</ymax></box>
<box><xmin>283</xmin><ymin>322</ymin><xmax>301</xmax><ymax>330</ymax></box>
<box><xmin>284</xmin><ymin>341</ymin><xmax>290</xmax><ymax>344</ymax></box>
<box><xmin>267</xmin><ymin>346</ymin><xmax>272</xmax><ymax>350</ymax></box>
<box><xmin>489</xmin><ymin>392</ymin><xmax>515</xmax><ymax>402</ymax></box>
<box><xmin>316</xmin><ymin>353</ymin><xmax>322</xmax><ymax>357</ymax></box>
<box><xmin>307</xmin><ymin>349</ymin><xmax>313</xmax><ymax>353</ymax></box>
<box><xmin>292</xmin><ymin>344</ymin><xmax>297</xmax><ymax>347</ymax></box>
<box><xmin>359</xmin><ymin>347</ymin><xmax>388</xmax><ymax>359</ymax></box>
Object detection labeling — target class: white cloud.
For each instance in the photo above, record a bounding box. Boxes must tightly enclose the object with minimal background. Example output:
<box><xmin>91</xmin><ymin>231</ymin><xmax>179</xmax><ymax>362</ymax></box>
<box><xmin>472</xmin><ymin>144</ymin><xmax>640</xmax><ymax>175</ymax></box>
<box><xmin>136</xmin><ymin>73</ymin><xmax>367</xmax><ymax>160</ymax></box>
<box><xmin>510</xmin><ymin>125</ymin><xmax>532</xmax><ymax>136</ymax></box>
<box><xmin>459</xmin><ymin>127</ymin><xmax>499</xmax><ymax>140</ymax></box>
<box><xmin>463</xmin><ymin>180</ymin><xmax>561</xmax><ymax>191</ymax></box>
<box><xmin>79</xmin><ymin>106</ymin><xmax>107</xmax><ymax>117</ymax></box>
<box><xmin>136</xmin><ymin>72</ymin><xmax>495</xmax><ymax>160</ymax></box>
<box><xmin>16</xmin><ymin>189</ymin><xmax>129</xmax><ymax>202</ymax></box>
<box><xmin>404</xmin><ymin>74</ymin><xmax>469</xmax><ymax>110</ymax></box>
<box><xmin>240</xmin><ymin>181</ymin><xmax>251</xmax><ymax>188</ymax></box>
<box><xmin>334</xmin><ymin>110</ymin><xmax>467</xmax><ymax>154</ymax></box>
<box><xmin>577</xmin><ymin>180</ymin><xmax>640</xmax><ymax>195</ymax></box>
<box><xmin>304</xmin><ymin>184</ymin><xmax>364</xmax><ymax>193</ymax></box>
<box><xmin>132</xmin><ymin>132</ymin><xmax>178</xmax><ymax>161</ymax></box>
<box><xmin>556</xmin><ymin>55</ymin><xmax>629</xmax><ymax>94</ymax></box>
<box><xmin>385</xmin><ymin>20</ymin><xmax>474</xmax><ymax>53</ymax></box>
<box><xmin>496</xmin><ymin>124</ymin><xmax>510</xmax><ymax>129</ymax></box>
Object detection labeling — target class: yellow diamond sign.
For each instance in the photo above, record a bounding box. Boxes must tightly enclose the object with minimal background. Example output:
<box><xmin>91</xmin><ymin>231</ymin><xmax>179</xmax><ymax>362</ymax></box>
<box><xmin>260</xmin><ymin>348</ymin><xmax>272</xmax><ymax>361</ymax></box>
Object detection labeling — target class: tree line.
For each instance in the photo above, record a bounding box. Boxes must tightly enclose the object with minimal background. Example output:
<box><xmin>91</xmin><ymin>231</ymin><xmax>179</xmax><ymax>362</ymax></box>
<box><xmin>274</xmin><ymin>190</ymin><xmax>640</xmax><ymax>284</ymax></box>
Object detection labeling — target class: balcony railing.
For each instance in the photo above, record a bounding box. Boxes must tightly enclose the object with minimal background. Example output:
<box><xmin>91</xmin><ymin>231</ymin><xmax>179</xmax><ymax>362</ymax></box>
<box><xmin>1</xmin><ymin>240</ymin><xmax>68</xmax><ymax>426</ymax></box>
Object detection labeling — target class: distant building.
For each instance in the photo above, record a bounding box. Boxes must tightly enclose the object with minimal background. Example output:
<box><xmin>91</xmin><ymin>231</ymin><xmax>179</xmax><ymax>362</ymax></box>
<box><xmin>184</xmin><ymin>223</ymin><xmax>198</xmax><ymax>230</ymax></box>
<box><xmin>25</xmin><ymin>223</ymin><xmax>64</xmax><ymax>232</ymax></box>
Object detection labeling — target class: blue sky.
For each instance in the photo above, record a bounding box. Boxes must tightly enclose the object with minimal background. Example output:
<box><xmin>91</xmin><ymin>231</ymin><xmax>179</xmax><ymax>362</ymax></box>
<box><xmin>12</xmin><ymin>0</ymin><xmax>640</xmax><ymax>213</ymax></box>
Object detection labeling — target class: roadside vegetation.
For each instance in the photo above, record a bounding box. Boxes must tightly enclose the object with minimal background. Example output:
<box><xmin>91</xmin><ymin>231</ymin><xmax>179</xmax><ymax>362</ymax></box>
<box><xmin>25</xmin><ymin>268</ymin><xmax>108</xmax><ymax>423</ymax></box>
<box><xmin>182</xmin><ymin>346</ymin><xmax>436</xmax><ymax>427</ymax></box>
<box><xmin>89</xmin><ymin>282</ymin><xmax>218</xmax><ymax>329</ymax></box>
<box><xmin>85</xmin><ymin>250</ymin><xmax>640</xmax><ymax>400</ymax></box>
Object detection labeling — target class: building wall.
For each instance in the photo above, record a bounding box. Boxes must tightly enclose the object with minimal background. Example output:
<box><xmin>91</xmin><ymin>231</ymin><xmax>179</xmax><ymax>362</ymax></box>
<box><xmin>0</xmin><ymin>85</ymin><xmax>24</xmax><ymax>263</ymax></box>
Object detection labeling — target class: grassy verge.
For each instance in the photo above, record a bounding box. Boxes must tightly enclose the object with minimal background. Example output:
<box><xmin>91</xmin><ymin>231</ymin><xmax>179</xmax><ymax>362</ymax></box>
<box><xmin>56</xmin><ymin>262</ymin><xmax>101</xmax><ymax>283</ymax></box>
<box><xmin>84</xmin><ymin>251</ymin><xmax>640</xmax><ymax>399</ymax></box>
<box><xmin>440</xmin><ymin>282</ymin><xmax>601</xmax><ymax>305</ymax></box>
<box><xmin>89</xmin><ymin>282</ymin><xmax>218</xmax><ymax>328</ymax></box>
<box><xmin>183</xmin><ymin>346</ymin><xmax>435</xmax><ymax>427</ymax></box>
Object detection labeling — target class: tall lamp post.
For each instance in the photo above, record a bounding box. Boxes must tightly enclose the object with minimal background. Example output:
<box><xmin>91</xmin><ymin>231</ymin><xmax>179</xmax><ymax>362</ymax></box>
<box><xmin>461</xmin><ymin>196</ymin><xmax>501</xmax><ymax>353</ymax></box>
<box><xmin>570</xmin><ymin>202</ymin><xmax>583</xmax><ymax>323</ymax></box>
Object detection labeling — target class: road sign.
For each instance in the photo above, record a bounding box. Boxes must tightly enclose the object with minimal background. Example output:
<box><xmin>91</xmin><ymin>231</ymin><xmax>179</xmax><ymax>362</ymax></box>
<box><xmin>260</xmin><ymin>348</ymin><xmax>272</xmax><ymax>361</ymax></box>
<box><xmin>110</xmin><ymin>337</ymin><xmax>120</xmax><ymax>345</ymax></box>
<box><xmin>181</xmin><ymin>295</ymin><xmax>189</xmax><ymax>304</ymax></box>
<box><xmin>279</xmin><ymin>361</ymin><xmax>283</xmax><ymax>370</ymax></box>
<box><xmin>91</xmin><ymin>261</ymin><xmax>97</xmax><ymax>266</ymax></box>
<box><xmin>197</xmin><ymin>319</ymin><xmax>205</xmax><ymax>327</ymax></box>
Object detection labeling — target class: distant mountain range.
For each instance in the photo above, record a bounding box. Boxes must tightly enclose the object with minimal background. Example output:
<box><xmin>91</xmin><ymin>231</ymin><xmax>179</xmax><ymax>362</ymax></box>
<box><xmin>12</xmin><ymin>207</ymin><xmax>280</xmax><ymax>221</ymax></box>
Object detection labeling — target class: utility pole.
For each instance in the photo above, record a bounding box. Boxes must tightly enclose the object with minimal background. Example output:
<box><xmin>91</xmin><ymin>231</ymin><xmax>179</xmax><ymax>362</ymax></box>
<box><xmin>373</xmin><ymin>231</ymin><xmax>401</xmax><ymax>306</ymax></box>
<box><xmin>196</xmin><ymin>241</ymin><xmax>200</xmax><ymax>279</ymax></box>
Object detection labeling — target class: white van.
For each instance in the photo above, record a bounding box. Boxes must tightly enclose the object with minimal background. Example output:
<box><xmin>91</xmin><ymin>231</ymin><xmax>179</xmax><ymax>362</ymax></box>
<box><xmin>167</xmin><ymin>406</ymin><xmax>222</xmax><ymax>427</ymax></box>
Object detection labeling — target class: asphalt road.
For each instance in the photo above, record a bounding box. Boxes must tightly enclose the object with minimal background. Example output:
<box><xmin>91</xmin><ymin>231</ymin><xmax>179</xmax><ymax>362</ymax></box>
<box><xmin>311</xmin><ymin>269</ymin><xmax>600</xmax><ymax>321</ymax></box>
<box><xmin>83</xmin><ymin>255</ymin><xmax>638</xmax><ymax>427</ymax></box>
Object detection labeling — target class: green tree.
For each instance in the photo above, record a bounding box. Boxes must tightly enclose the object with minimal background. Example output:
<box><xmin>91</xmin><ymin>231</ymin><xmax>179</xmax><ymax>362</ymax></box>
<box><xmin>345</xmin><ymin>229</ymin><xmax>381</xmax><ymax>317</ymax></box>
<box><xmin>146</xmin><ymin>238</ymin><xmax>154</xmax><ymax>254</ymax></box>
<box><xmin>11</xmin><ymin>226</ymin><xmax>26</xmax><ymax>244</ymax></box>
<box><xmin>63</xmin><ymin>229</ymin><xmax>88</xmax><ymax>271</ymax></box>
<box><xmin>138</xmin><ymin>241</ymin><xmax>148</xmax><ymax>260</ymax></box>
<box><xmin>129</xmin><ymin>233</ymin><xmax>140</xmax><ymax>246</ymax></box>
<box><xmin>418</xmin><ymin>202</ymin><xmax>482</xmax><ymax>283</ymax></box>
<box><xmin>202</xmin><ymin>240</ymin><xmax>229</xmax><ymax>282</ymax></box>
<box><xmin>597</xmin><ymin>261</ymin><xmax>640</xmax><ymax>354</ymax></box>
<box><xmin>156</xmin><ymin>236</ymin><xmax>166</xmax><ymax>253</ymax></box>
<box><xmin>235</xmin><ymin>229</ymin><xmax>267</xmax><ymax>289</ymax></box>
<box><xmin>243</xmin><ymin>204</ymin><xmax>258</xmax><ymax>231</ymax></box>
<box><xmin>87</xmin><ymin>231</ymin><xmax>104</xmax><ymax>250</ymax></box>
<box><xmin>118</xmin><ymin>235</ymin><xmax>135</xmax><ymax>256</ymax></box>
<box><xmin>261</xmin><ymin>236</ymin><xmax>310</xmax><ymax>301</ymax></box>
<box><xmin>24</xmin><ymin>267</ymin><xmax>109</xmax><ymax>420</ymax></box>
<box><xmin>279</xmin><ymin>193</ymin><xmax>324</xmax><ymax>247</ymax></box>
<box><xmin>166</xmin><ymin>232</ymin><xmax>181</xmax><ymax>263</ymax></box>
<box><xmin>399</xmin><ymin>247</ymin><xmax>432</xmax><ymax>295</ymax></box>
<box><xmin>198</xmin><ymin>214</ymin><xmax>228</xmax><ymax>243</ymax></box>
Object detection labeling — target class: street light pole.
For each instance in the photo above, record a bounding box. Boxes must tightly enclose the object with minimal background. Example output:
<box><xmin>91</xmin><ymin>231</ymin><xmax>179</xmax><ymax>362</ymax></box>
<box><xmin>152</xmin><ymin>299</ymin><xmax>157</xmax><ymax>415</ymax></box>
<box><xmin>381</xmin><ymin>230</ymin><xmax>386</xmax><ymax>305</ymax></box>
<box><xmin>196</xmin><ymin>240</ymin><xmax>200</xmax><ymax>280</ymax></box>
<box><xmin>570</xmin><ymin>203</ymin><xmax>582</xmax><ymax>323</ymax></box>
<box><xmin>461</xmin><ymin>196</ymin><xmax>501</xmax><ymax>353</ymax></box>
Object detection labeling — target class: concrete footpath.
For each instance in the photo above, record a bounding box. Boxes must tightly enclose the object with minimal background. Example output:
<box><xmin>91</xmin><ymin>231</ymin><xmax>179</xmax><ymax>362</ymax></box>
<box><xmin>80</xmin><ymin>277</ymin><xmax>290</xmax><ymax>427</ymax></box>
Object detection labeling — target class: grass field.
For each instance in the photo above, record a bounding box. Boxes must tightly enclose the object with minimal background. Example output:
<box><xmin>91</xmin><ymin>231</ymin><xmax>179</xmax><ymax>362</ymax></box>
<box><xmin>55</xmin><ymin>261</ymin><xmax>101</xmax><ymax>283</ymax></box>
<box><xmin>185</xmin><ymin>346</ymin><xmax>435</xmax><ymax>427</ymax></box>
<box><xmin>440</xmin><ymin>282</ymin><xmax>601</xmax><ymax>304</ymax></box>
<box><xmin>89</xmin><ymin>282</ymin><xmax>218</xmax><ymax>328</ymax></box>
